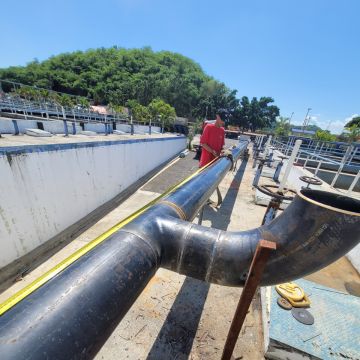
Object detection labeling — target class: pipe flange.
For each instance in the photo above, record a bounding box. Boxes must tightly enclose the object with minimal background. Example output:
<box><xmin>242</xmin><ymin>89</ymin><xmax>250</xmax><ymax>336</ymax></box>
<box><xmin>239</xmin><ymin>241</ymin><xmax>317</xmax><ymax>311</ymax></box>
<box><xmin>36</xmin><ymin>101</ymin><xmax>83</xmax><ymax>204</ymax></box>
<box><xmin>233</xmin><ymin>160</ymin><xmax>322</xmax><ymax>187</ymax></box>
<box><xmin>220</xmin><ymin>150</ymin><xmax>234</xmax><ymax>170</ymax></box>
<box><xmin>255</xmin><ymin>184</ymin><xmax>296</xmax><ymax>201</ymax></box>
<box><xmin>299</xmin><ymin>176</ymin><xmax>323</xmax><ymax>186</ymax></box>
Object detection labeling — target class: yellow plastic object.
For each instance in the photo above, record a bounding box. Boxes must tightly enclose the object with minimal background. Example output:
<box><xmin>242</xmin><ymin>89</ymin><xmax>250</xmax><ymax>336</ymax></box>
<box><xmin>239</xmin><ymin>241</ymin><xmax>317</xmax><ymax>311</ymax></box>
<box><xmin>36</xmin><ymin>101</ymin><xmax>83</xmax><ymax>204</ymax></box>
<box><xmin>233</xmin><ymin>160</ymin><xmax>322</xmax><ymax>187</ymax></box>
<box><xmin>275</xmin><ymin>282</ymin><xmax>311</xmax><ymax>307</ymax></box>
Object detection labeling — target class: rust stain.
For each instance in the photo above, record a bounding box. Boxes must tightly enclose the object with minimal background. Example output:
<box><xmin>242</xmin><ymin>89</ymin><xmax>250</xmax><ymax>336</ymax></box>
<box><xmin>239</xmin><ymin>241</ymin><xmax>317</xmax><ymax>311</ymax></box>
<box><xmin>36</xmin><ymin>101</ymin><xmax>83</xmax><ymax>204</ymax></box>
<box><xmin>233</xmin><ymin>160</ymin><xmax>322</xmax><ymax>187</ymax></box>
<box><xmin>141</xmin><ymin>274</ymin><xmax>163</xmax><ymax>295</ymax></box>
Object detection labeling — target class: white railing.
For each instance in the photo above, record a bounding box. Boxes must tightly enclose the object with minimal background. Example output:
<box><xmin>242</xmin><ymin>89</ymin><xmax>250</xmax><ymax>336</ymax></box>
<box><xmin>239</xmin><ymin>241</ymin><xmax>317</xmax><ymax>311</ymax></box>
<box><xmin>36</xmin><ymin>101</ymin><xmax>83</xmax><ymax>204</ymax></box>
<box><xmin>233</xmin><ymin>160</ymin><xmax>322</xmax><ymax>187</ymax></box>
<box><xmin>270</xmin><ymin>138</ymin><xmax>360</xmax><ymax>194</ymax></box>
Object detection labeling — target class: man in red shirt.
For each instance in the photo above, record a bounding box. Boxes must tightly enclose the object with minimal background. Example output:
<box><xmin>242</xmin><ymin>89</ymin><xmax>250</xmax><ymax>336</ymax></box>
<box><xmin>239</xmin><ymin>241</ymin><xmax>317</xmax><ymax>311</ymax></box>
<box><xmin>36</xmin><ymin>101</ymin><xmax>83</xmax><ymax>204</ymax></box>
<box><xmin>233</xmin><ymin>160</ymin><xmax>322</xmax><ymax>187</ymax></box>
<box><xmin>199</xmin><ymin>110</ymin><xmax>227</xmax><ymax>167</ymax></box>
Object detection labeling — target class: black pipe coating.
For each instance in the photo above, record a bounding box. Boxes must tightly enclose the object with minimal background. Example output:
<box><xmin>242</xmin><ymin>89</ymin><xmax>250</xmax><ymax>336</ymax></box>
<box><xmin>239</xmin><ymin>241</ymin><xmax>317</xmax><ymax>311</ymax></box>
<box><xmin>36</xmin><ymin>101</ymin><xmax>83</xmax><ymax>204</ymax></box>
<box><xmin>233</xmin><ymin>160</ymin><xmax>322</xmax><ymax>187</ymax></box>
<box><xmin>0</xmin><ymin>140</ymin><xmax>359</xmax><ymax>359</ymax></box>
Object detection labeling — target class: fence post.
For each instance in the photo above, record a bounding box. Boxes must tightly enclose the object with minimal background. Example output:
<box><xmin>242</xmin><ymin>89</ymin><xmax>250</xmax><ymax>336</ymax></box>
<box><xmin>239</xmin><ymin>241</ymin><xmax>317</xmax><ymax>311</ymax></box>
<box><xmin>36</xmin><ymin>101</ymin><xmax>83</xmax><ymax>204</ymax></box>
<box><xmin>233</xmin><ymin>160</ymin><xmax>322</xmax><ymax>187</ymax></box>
<box><xmin>331</xmin><ymin>145</ymin><xmax>353</xmax><ymax>188</ymax></box>
<box><xmin>347</xmin><ymin>170</ymin><xmax>360</xmax><ymax>194</ymax></box>
<box><xmin>278</xmin><ymin>140</ymin><xmax>302</xmax><ymax>192</ymax></box>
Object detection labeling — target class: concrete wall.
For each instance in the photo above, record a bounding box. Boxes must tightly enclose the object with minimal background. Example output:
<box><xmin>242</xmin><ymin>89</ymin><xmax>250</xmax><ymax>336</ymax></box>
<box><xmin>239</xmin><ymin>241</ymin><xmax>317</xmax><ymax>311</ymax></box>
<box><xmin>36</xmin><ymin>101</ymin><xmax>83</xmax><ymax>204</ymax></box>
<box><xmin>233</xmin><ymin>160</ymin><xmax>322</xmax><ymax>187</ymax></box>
<box><xmin>116</xmin><ymin>124</ymin><xmax>161</xmax><ymax>134</ymax></box>
<box><xmin>0</xmin><ymin>118</ymin><xmax>82</xmax><ymax>134</ymax></box>
<box><xmin>44</xmin><ymin>120</ymin><xmax>82</xmax><ymax>134</ymax></box>
<box><xmin>0</xmin><ymin>119</ymin><xmax>159</xmax><ymax>135</ymax></box>
<box><xmin>117</xmin><ymin>124</ymin><xmax>132</xmax><ymax>133</ymax></box>
<box><xmin>0</xmin><ymin>136</ymin><xmax>186</xmax><ymax>269</ymax></box>
<box><xmin>0</xmin><ymin>119</ymin><xmax>16</xmax><ymax>133</ymax></box>
<box><xmin>83</xmin><ymin>122</ymin><xmax>106</xmax><ymax>133</ymax></box>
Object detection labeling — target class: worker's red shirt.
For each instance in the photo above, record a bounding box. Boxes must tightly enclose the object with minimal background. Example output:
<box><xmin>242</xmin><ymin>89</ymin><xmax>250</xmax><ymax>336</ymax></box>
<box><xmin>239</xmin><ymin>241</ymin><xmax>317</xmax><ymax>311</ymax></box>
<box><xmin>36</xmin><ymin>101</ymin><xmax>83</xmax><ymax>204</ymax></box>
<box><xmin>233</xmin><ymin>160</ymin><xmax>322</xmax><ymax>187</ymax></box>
<box><xmin>199</xmin><ymin>124</ymin><xmax>225</xmax><ymax>167</ymax></box>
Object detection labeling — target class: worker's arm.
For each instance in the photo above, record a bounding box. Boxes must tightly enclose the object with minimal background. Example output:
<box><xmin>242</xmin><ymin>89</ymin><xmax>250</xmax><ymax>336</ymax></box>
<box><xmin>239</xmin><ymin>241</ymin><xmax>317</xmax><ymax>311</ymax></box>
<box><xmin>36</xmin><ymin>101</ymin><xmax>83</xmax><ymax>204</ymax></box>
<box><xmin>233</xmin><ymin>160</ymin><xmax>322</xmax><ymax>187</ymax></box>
<box><xmin>200</xmin><ymin>125</ymin><xmax>218</xmax><ymax>156</ymax></box>
<box><xmin>202</xmin><ymin>143</ymin><xmax>218</xmax><ymax>156</ymax></box>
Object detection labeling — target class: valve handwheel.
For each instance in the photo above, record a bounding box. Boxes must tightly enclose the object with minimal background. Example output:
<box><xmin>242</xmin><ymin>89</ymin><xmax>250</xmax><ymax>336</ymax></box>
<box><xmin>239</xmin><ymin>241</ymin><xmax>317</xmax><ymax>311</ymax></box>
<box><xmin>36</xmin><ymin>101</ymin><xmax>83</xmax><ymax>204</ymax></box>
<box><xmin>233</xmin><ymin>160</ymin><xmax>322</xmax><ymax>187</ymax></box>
<box><xmin>299</xmin><ymin>176</ymin><xmax>323</xmax><ymax>186</ymax></box>
<box><xmin>255</xmin><ymin>184</ymin><xmax>296</xmax><ymax>201</ymax></box>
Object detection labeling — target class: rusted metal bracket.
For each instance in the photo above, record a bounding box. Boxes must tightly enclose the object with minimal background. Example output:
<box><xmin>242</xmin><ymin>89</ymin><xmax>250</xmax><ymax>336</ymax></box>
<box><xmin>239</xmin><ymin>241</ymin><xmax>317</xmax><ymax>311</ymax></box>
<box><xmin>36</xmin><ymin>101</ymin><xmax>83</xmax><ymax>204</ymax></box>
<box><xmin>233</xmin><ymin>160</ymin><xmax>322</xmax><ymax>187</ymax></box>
<box><xmin>221</xmin><ymin>240</ymin><xmax>277</xmax><ymax>360</ymax></box>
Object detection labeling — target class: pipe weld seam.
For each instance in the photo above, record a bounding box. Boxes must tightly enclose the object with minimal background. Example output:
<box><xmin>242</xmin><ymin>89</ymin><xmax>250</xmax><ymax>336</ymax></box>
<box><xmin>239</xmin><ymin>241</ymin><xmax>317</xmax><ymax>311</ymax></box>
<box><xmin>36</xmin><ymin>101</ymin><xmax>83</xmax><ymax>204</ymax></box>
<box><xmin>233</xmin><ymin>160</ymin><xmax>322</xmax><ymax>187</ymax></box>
<box><xmin>116</xmin><ymin>229</ymin><xmax>160</xmax><ymax>268</ymax></box>
<box><xmin>176</xmin><ymin>222</ymin><xmax>194</xmax><ymax>274</ymax></box>
<box><xmin>205</xmin><ymin>229</ymin><xmax>223</xmax><ymax>282</ymax></box>
<box><xmin>158</xmin><ymin>200</ymin><xmax>187</xmax><ymax>221</ymax></box>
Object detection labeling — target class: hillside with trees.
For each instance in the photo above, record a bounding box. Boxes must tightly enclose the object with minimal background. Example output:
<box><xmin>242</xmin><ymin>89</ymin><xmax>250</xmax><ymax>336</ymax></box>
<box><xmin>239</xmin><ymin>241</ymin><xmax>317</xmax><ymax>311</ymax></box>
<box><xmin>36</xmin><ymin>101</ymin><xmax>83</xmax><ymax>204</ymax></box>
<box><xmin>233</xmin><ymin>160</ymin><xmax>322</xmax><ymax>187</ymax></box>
<box><xmin>0</xmin><ymin>47</ymin><xmax>279</xmax><ymax>128</ymax></box>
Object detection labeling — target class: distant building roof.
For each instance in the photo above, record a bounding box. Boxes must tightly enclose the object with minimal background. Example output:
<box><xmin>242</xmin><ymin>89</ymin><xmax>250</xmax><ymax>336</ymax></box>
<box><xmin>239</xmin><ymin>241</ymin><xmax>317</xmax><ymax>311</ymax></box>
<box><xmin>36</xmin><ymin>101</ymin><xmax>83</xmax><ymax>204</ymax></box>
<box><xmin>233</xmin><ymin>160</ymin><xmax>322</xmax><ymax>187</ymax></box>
<box><xmin>291</xmin><ymin>128</ymin><xmax>316</xmax><ymax>135</ymax></box>
<box><xmin>90</xmin><ymin>105</ymin><xmax>109</xmax><ymax>115</ymax></box>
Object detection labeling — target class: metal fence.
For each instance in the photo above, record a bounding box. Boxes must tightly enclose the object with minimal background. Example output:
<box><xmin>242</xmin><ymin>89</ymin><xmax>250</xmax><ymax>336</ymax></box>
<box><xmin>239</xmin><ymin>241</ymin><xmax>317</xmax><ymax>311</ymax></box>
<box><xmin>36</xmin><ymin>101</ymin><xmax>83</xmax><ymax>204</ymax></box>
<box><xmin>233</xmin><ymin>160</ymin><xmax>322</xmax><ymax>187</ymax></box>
<box><xmin>270</xmin><ymin>137</ymin><xmax>360</xmax><ymax>194</ymax></box>
<box><xmin>0</xmin><ymin>80</ymin><xmax>162</xmax><ymax>128</ymax></box>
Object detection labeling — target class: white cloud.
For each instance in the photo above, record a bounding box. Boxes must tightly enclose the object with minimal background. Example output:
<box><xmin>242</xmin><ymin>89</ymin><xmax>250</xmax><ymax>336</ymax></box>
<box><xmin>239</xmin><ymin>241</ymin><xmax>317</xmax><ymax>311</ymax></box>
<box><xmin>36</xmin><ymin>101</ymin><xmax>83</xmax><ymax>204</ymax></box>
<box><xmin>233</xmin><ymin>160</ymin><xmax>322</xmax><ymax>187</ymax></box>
<box><xmin>327</xmin><ymin>120</ymin><xmax>347</xmax><ymax>134</ymax></box>
<box><xmin>344</xmin><ymin>114</ymin><xmax>359</xmax><ymax>124</ymax></box>
<box><xmin>318</xmin><ymin>114</ymin><xmax>359</xmax><ymax>135</ymax></box>
<box><xmin>289</xmin><ymin>113</ymin><xmax>358</xmax><ymax>135</ymax></box>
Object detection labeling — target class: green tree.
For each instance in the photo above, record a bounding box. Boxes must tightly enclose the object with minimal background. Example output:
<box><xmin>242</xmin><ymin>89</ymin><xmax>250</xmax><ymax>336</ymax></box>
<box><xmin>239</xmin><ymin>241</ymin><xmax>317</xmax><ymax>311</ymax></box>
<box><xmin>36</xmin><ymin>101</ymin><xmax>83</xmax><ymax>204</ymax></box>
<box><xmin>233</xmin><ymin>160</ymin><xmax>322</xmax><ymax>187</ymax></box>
<box><xmin>148</xmin><ymin>98</ymin><xmax>176</xmax><ymax>126</ymax></box>
<box><xmin>345</xmin><ymin>116</ymin><xmax>360</xmax><ymax>128</ymax></box>
<box><xmin>234</xmin><ymin>96</ymin><xmax>279</xmax><ymax>131</ymax></box>
<box><xmin>314</xmin><ymin>130</ymin><xmax>337</xmax><ymax>142</ymax></box>
<box><xmin>126</xmin><ymin>99</ymin><xmax>151</xmax><ymax>122</ymax></box>
<box><xmin>344</xmin><ymin>124</ymin><xmax>360</xmax><ymax>142</ymax></box>
<box><xmin>275</xmin><ymin>116</ymin><xmax>291</xmax><ymax>136</ymax></box>
<box><xmin>0</xmin><ymin>47</ymin><xmax>280</xmax><ymax>122</ymax></box>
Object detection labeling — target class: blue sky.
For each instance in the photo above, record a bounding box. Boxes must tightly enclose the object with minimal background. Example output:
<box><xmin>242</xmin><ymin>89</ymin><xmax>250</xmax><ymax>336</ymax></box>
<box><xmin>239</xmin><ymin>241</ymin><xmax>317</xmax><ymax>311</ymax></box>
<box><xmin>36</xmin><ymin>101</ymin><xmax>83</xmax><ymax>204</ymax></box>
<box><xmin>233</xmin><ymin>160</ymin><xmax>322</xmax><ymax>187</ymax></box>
<box><xmin>1</xmin><ymin>0</ymin><xmax>359</xmax><ymax>133</ymax></box>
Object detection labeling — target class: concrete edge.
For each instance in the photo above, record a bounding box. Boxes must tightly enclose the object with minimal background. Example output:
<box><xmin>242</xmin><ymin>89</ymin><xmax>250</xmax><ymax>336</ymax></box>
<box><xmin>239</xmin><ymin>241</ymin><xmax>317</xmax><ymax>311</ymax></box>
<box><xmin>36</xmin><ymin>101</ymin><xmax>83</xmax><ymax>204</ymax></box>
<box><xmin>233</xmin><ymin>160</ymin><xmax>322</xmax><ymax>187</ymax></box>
<box><xmin>0</xmin><ymin>151</ymin><xmax>183</xmax><ymax>293</ymax></box>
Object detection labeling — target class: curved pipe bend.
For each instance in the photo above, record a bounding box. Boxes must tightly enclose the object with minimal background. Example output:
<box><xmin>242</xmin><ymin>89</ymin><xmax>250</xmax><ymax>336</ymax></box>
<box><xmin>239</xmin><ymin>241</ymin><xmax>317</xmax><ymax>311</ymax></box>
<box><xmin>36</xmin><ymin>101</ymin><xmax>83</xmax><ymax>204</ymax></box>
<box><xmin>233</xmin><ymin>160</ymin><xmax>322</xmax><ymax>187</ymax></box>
<box><xmin>122</xmin><ymin>188</ymin><xmax>360</xmax><ymax>287</ymax></box>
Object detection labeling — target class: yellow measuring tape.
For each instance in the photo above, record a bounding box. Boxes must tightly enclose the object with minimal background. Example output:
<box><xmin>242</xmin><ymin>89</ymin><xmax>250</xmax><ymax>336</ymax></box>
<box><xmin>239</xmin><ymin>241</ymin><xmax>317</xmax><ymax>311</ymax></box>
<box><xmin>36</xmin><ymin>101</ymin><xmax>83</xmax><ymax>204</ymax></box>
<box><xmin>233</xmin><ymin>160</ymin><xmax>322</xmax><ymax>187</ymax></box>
<box><xmin>0</xmin><ymin>156</ymin><xmax>218</xmax><ymax>316</ymax></box>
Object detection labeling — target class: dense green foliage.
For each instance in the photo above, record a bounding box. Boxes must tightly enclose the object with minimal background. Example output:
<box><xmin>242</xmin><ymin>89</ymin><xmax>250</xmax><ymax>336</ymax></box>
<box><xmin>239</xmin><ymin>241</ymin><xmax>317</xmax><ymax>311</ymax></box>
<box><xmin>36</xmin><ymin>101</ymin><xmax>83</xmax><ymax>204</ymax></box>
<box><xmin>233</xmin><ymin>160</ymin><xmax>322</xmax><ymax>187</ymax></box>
<box><xmin>126</xmin><ymin>98</ymin><xmax>176</xmax><ymax>125</ymax></box>
<box><xmin>233</xmin><ymin>96</ymin><xmax>280</xmax><ymax>131</ymax></box>
<box><xmin>345</xmin><ymin>116</ymin><xmax>360</xmax><ymax>128</ymax></box>
<box><xmin>0</xmin><ymin>47</ymin><xmax>238</xmax><ymax>119</ymax></box>
<box><xmin>314</xmin><ymin>130</ymin><xmax>337</xmax><ymax>142</ymax></box>
<box><xmin>0</xmin><ymin>47</ymin><xmax>280</xmax><ymax>127</ymax></box>
<box><xmin>274</xmin><ymin>116</ymin><xmax>291</xmax><ymax>136</ymax></box>
<box><xmin>8</xmin><ymin>85</ymin><xmax>90</xmax><ymax>108</ymax></box>
<box><xmin>344</xmin><ymin>124</ymin><xmax>360</xmax><ymax>142</ymax></box>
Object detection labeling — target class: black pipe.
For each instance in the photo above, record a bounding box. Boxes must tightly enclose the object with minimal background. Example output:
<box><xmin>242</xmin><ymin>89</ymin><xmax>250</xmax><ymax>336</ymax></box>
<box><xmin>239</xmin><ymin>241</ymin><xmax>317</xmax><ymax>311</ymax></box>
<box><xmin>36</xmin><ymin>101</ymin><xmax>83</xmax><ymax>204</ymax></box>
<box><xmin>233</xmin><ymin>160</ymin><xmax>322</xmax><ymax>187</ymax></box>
<box><xmin>0</xmin><ymin>140</ymin><xmax>359</xmax><ymax>359</ymax></box>
<box><xmin>152</xmin><ymin>189</ymin><xmax>360</xmax><ymax>286</ymax></box>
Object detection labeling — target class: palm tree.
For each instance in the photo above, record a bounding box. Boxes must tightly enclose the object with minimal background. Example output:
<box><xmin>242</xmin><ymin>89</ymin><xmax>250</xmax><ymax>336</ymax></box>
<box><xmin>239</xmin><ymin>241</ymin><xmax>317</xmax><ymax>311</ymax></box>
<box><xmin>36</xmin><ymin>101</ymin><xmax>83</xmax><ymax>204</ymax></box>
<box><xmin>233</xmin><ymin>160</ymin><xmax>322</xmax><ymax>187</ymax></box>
<box><xmin>275</xmin><ymin>116</ymin><xmax>291</xmax><ymax>136</ymax></box>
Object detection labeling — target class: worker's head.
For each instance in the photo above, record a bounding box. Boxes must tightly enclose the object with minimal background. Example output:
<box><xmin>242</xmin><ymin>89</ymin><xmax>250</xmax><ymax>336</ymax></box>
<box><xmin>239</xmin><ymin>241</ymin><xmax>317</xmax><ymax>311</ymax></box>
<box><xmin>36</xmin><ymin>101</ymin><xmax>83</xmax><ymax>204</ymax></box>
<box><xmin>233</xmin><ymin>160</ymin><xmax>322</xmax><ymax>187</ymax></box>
<box><xmin>215</xmin><ymin>109</ymin><xmax>228</xmax><ymax>127</ymax></box>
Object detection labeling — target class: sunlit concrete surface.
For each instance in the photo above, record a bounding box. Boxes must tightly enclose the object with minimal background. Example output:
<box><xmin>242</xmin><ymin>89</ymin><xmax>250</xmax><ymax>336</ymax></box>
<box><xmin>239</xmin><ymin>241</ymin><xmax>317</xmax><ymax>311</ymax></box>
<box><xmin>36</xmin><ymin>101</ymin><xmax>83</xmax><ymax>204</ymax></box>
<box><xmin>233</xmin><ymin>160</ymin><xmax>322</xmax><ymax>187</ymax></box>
<box><xmin>0</xmin><ymin>131</ymin><xmax>177</xmax><ymax>147</ymax></box>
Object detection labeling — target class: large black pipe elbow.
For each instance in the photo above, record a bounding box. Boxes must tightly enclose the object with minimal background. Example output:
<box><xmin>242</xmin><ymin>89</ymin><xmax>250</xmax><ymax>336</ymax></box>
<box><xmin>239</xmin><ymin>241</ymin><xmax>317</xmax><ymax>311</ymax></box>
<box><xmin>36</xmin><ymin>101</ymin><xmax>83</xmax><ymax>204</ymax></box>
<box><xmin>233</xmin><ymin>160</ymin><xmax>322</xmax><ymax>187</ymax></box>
<box><xmin>154</xmin><ymin>189</ymin><xmax>359</xmax><ymax>286</ymax></box>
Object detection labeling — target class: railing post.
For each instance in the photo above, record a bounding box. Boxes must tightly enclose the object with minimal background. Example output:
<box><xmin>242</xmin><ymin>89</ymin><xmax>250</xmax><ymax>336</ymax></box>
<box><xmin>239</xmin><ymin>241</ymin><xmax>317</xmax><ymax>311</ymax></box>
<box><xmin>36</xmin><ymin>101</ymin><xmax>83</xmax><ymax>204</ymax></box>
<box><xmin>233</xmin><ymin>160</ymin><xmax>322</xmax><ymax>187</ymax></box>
<box><xmin>130</xmin><ymin>115</ymin><xmax>134</xmax><ymax>135</ymax></box>
<box><xmin>278</xmin><ymin>140</ymin><xmax>302</xmax><ymax>192</ymax></box>
<box><xmin>252</xmin><ymin>161</ymin><xmax>264</xmax><ymax>188</ymax></box>
<box><xmin>63</xmin><ymin>120</ymin><xmax>69</xmax><ymax>137</ymax></box>
<box><xmin>347</xmin><ymin>170</ymin><xmax>360</xmax><ymax>194</ymax></box>
<box><xmin>331</xmin><ymin>145</ymin><xmax>353</xmax><ymax>188</ymax></box>
<box><xmin>12</xmin><ymin>120</ymin><xmax>19</xmax><ymax>135</ymax></box>
<box><xmin>303</xmin><ymin>154</ymin><xmax>310</xmax><ymax>169</ymax></box>
<box><xmin>347</xmin><ymin>147</ymin><xmax>357</xmax><ymax>165</ymax></box>
<box><xmin>314</xmin><ymin>160</ymin><xmax>323</xmax><ymax>177</ymax></box>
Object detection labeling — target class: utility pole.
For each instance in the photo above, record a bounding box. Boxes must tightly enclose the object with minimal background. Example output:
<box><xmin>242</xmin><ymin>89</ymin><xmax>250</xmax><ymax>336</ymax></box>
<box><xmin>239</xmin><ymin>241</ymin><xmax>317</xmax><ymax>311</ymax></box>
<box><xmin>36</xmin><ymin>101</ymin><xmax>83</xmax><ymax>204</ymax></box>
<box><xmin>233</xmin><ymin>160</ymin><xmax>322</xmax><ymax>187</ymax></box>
<box><xmin>289</xmin><ymin>112</ymin><xmax>294</xmax><ymax>123</ymax></box>
<box><xmin>302</xmin><ymin>108</ymin><xmax>311</xmax><ymax>134</ymax></box>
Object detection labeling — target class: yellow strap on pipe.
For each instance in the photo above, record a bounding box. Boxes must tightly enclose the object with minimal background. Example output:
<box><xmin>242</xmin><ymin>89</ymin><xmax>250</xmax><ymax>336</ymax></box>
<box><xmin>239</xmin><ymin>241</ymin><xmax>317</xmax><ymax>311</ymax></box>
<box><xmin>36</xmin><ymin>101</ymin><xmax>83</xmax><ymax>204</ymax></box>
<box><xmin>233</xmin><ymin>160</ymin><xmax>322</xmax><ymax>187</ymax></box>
<box><xmin>0</xmin><ymin>156</ymin><xmax>218</xmax><ymax>316</ymax></box>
